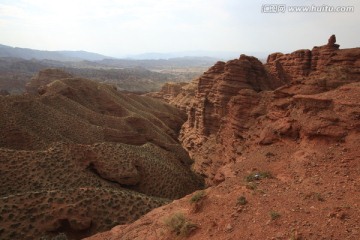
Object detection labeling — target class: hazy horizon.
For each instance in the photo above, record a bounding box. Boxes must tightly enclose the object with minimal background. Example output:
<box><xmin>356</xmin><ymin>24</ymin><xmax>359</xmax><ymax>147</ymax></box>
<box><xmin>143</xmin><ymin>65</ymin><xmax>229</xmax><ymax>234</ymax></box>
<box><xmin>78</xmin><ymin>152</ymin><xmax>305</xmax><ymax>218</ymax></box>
<box><xmin>0</xmin><ymin>0</ymin><xmax>359</xmax><ymax>58</ymax></box>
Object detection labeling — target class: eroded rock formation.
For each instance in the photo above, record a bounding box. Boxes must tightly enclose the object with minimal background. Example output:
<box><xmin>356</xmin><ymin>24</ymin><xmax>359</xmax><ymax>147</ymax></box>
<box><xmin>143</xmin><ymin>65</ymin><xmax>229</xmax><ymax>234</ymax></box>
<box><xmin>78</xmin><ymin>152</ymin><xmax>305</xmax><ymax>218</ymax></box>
<box><xmin>145</xmin><ymin>80</ymin><xmax>199</xmax><ymax>111</ymax></box>
<box><xmin>180</xmin><ymin>35</ymin><xmax>360</xmax><ymax>185</ymax></box>
<box><xmin>266</xmin><ymin>34</ymin><xmax>360</xmax><ymax>95</ymax></box>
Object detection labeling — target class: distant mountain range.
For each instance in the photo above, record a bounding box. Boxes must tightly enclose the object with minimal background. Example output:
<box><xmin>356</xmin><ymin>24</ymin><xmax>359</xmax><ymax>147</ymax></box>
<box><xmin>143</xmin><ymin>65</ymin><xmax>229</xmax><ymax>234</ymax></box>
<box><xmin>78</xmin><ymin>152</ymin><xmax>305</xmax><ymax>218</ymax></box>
<box><xmin>0</xmin><ymin>44</ymin><xmax>268</xmax><ymax>62</ymax></box>
<box><xmin>0</xmin><ymin>44</ymin><xmax>111</xmax><ymax>61</ymax></box>
<box><xmin>0</xmin><ymin>44</ymin><xmax>220</xmax><ymax>70</ymax></box>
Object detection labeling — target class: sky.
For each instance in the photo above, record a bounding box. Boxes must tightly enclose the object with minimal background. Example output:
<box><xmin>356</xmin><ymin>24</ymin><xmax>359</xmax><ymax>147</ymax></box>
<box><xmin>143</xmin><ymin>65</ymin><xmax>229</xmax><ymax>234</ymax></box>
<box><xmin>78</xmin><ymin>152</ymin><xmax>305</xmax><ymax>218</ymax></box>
<box><xmin>0</xmin><ymin>0</ymin><xmax>359</xmax><ymax>57</ymax></box>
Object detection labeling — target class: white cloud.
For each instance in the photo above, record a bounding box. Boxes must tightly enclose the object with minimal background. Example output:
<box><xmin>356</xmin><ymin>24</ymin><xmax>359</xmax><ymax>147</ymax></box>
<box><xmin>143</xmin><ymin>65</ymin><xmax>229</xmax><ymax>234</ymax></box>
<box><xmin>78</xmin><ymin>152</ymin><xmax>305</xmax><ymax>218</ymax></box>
<box><xmin>0</xmin><ymin>3</ymin><xmax>26</xmax><ymax>18</ymax></box>
<box><xmin>0</xmin><ymin>0</ymin><xmax>359</xmax><ymax>55</ymax></box>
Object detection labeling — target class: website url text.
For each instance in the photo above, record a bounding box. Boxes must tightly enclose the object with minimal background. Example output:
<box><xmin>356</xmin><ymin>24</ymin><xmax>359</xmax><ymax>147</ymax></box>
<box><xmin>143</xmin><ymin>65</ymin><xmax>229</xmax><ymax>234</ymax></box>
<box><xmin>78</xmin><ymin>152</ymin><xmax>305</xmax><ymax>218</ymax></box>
<box><xmin>261</xmin><ymin>4</ymin><xmax>355</xmax><ymax>13</ymax></box>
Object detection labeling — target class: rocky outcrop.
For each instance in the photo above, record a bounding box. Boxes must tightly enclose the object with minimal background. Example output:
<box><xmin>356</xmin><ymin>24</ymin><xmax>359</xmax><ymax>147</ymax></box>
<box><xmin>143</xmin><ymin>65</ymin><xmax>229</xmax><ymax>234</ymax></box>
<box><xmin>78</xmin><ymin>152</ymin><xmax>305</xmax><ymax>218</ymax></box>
<box><xmin>266</xmin><ymin>34</ymin><xmax>360</xmax><ymax>95</ymax></box>
<box><xmin>145</xmin><ymin>80</ymin><xmax>200</xmax><ymax>111</ymax></box>
<box><xmin>145</xmin><ymin>82</ymin><xmax>188</xmax><ymax>102</ymax></box>
<box><xmin>180</xmin><ymin>36</ymin><xmax>360</xmax><ymax>185</ymax></box>
<box><xmin>183</xmin><ymin>56</ymin><xmax>278</xmax><ymax>135</ymax></box>
<box><xmin>266</xmin><ymin>35</ymin><xmax>341</xmax><ymax>81</ymax></box>
<box><xmin>258</xmin><ymin>82</ymin><xmax>360</xmax><ymax>147</ymax></box>
<box><xmin>169</xmin><ymin>79</ymin><xmax>199</xmax><ymax>111</ymax></box>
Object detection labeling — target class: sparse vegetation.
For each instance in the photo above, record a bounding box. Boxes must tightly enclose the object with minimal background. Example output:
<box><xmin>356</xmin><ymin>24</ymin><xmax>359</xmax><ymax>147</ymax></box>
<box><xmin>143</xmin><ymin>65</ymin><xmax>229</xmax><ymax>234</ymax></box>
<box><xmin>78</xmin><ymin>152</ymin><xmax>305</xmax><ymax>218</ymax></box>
<box><xmin>304</xmin><ymin>192</ymin><xmax>325</xmax><ymax>202</ymax></box>
<box><xmin>289</xmin><ymin>229</ymin><xmax>303</xmax><ymax>240</ymax></box>
<box><xmin>245</xmin><ymin>182</ymin><xmax>258</xmax><ymax>190</ymax></box>
<box><xmin>237</xmin><ymin>196</ymin><xmax>248</xmax><ymax>205</ymax></box>
<box><xmin>245</xmin><ymin>171</ymin><xmax>273</xmax><ymax>182</ymax></box>
<box><xmin>0</xmin><ymin>184</ymin><xmax>169</xmax><ymax>239</ymax></box>
<box><xmin>0</xmin><ymin>79</ymin><xmax>205</xmax><ymax>239</ymax></box>
<box><xmin>52</xmin><ymin>233</ymin><xmax>68</xmax><ymax>240</ymax></box>
<box><xmin>189</xmin><ymin>190</ymin><xmax>205</xmax><ymax>203</ymax></box>
<box><xmin>265</xmin><ymin>152</ymin><xmax>275</xmax><ymax>158</ymax></box>
<box><xmin>314</xmin><ymin>193</ymin><xmax>324</xmax><ymax>202</ymax></box>
<box><xmin>39</xmin><ymin>233</ymin><xmax>68</xmax><ymax>240</ymax></box>
<box><xmin>164</xmin><ymin>213</ymin><xmax>197</xmax><ymax>237</ymax></box>
<box><xmin>270</xmin><ymin>211</ymin><xmax>281</xmax><ymax>220</ymax></box>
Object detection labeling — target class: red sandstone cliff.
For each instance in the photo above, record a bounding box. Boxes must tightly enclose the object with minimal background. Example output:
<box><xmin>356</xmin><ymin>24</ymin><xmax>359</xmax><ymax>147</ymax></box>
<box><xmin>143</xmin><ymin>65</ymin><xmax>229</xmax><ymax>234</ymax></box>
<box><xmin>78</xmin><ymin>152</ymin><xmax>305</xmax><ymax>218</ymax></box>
<box><xmin>180</xmin><ymin>35</ymin><xmax>360</xmax><ymax>185</ymax></box>
<box><xmin>266</xmin><ymin>35</ymin><xmax>360</xmax><ymax>95</ymax></box>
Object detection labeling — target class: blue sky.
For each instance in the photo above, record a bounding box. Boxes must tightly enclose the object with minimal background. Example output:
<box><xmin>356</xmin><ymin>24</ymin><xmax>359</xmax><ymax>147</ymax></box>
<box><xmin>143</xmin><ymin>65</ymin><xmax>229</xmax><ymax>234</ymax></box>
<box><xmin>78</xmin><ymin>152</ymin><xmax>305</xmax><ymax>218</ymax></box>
<box><xmin>0</xmin><ymin>0</ymin><xmax>359</xmax><ymax>57</ymax></box>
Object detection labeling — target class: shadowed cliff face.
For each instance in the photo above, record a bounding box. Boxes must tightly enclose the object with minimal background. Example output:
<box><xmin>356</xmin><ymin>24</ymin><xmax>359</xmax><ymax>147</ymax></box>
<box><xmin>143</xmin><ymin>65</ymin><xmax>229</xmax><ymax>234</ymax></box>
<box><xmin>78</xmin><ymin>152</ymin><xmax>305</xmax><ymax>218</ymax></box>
<box><xmin>178</xmin><ymin>56</ymin><xmax>285</xmax><ymax>185</ymax></box>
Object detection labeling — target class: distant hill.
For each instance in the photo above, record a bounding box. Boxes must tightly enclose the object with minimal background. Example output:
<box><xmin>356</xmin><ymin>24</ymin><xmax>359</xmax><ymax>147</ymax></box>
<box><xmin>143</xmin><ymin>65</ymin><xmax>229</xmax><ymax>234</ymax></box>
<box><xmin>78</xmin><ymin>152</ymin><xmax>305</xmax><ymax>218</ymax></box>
<box><xmin>97</xmin><ymin>56</ymin><xmax>217</xmax><ymax>69</ymax></box>
<box><xmin>125</xmin><ymin>50</ymin><xmax>269</xmax><ymax>60</ymax></box>
<box><xmin>0</xmin><ymin>57</ymin><xmax>209</xmax><ymax>94</ymax></box>
<box><xmin>0</xmin><ymin>44</ymin><xmax>110</xmax><ymax>61</ymax></box>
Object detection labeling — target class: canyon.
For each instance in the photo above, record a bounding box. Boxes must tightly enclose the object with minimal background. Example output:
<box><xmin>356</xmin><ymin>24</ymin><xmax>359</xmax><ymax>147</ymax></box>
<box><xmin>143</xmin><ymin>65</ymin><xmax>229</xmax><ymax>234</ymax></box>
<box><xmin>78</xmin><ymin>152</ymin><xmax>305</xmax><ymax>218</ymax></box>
<box><xmin>0</xmin><ymin>35</ymin><xmax>359</xmax><ymax>240</ymax></box>
<box><xmin>87</xmin><ymin>35</ymin><xmax>360</xmax><ymax>240</ymax></box>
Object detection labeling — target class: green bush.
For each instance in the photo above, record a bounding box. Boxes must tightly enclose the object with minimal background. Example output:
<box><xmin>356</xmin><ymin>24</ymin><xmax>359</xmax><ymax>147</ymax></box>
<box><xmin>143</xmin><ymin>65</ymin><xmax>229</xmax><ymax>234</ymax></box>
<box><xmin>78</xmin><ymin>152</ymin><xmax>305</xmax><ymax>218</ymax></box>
<box><xmin>270</xmin><ymin>211</ymin><xmax>281</xmax><ymax>220</ymax></box>
<box><xmin>189</xmin><ymin>190</ymin><xmax>205</xmax><ymax>203</ymax></box>
<box><xmin>237</xmin><ymin>196</ymin><xmax>248</xmax><ymax>205</ymax></box>
<box><xmin>164</xmin><ymin>213</ymin><xmax>197</xmax><ymax>237</ymax></box>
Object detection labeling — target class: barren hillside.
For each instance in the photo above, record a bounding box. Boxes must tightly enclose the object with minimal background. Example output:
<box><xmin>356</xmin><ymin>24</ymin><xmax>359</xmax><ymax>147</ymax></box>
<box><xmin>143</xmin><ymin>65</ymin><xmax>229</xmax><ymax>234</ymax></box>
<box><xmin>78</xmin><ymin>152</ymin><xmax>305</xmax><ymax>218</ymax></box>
<box><xmin>0</xmin><ymin>73</ymin><xmax>204</xmax><ymax>239</ymax></box>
